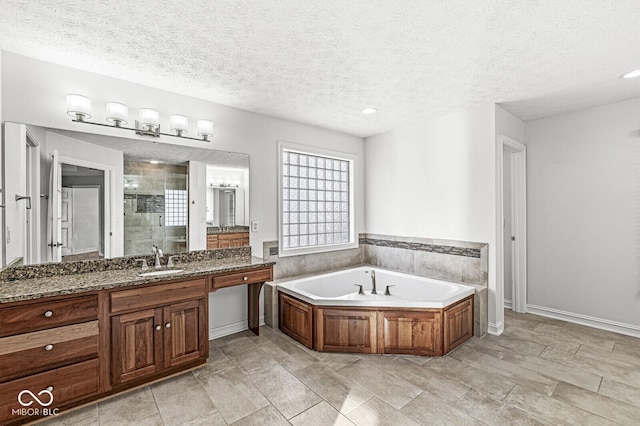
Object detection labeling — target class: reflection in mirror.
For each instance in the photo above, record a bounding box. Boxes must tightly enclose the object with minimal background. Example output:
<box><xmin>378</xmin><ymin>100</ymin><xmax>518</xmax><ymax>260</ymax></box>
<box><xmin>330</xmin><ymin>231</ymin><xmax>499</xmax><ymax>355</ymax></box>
<box><xmin>2</xmin><ymin>123</ymin><xmax>250</xmax><ymax>267</ymax></box>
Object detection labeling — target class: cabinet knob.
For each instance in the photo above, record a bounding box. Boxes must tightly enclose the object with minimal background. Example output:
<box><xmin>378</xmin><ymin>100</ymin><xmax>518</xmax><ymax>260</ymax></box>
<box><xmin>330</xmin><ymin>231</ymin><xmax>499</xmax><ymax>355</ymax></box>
<box><xmin>44</xmin><ymin>386</ymin><xmax>53</xmax><ymax>393</ymax></box>
<box><xmin>155</xmin><ymin>325</ymin><xmax>161</xmax><ymax>331</ymax></box>
<box><xmin>45</xmin><ymin>344</ymin><xmax>53</xmax><ymax>351</ymax></box>
<box><xmin>243</xmin><ymin>276</ymin><xmax>248</xmax><ymax>281</ymax></box>
<box><xmin>165</xmin><ymin>323</ymin><xmax>171</xmax><ymax>329</ymax></box>
<box><xmin>44</xmin><ymin>310</ymin><xmax>53</xmax><ymax>318</ymax></box>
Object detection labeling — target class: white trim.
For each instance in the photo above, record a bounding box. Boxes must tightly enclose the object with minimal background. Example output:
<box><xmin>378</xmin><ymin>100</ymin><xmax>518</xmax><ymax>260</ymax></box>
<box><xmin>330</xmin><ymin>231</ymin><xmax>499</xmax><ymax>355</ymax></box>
<box><xmin>208</xmin><ymin>317</ymin><xmax>265</xmax><ymax>340</ymax></box>
<box><xmin>277</xmin><ymin>140</ymin><xmax>358</xmax><ymax>257</ymax></box>
<box><xmin>504</xmin><ymin>299</ymin><xmax>512</xmax><ymax>310</ymax></box>
<box><xmin>58</xmin><ymin>155</ymin><xmax>114</xmax><ymax>259</ymax></box>
<box><xmin>488</xmin><ymin>321</ymin><xmax>504</xmax><ymax>336</ymax></box>
<box><xmin>497</xmin><ymin>134</ymin><xmax>527</xmax><ymax>317</ymax></box>
<box><xmin>527</xmin><ymin>304</ymin><xmax>640</xmax><ymax>338</ymax></box>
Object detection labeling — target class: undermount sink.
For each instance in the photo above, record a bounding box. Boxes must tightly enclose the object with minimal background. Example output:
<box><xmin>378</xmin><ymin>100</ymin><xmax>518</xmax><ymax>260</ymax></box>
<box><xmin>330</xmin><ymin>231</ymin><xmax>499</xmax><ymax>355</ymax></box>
<box><xmin>139</xmin><ymin>269</ymin><xmax>184</xmax><ymax>277</ymax></box>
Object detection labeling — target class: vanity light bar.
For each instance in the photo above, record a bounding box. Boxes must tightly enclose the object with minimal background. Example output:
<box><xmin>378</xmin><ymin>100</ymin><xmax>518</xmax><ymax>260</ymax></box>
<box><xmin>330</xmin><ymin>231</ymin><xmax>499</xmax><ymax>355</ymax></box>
<box><xmin>66</xmin><ymin>94</ymin><xmax>214</xmax><ymax>142</ymax></box>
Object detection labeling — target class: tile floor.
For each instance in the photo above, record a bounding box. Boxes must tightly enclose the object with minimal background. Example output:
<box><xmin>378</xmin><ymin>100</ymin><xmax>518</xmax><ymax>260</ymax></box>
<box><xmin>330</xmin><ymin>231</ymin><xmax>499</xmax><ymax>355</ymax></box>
<box><xmin>40</xmin><ymin>310</ymin><xmax>640</xmax><ymax>425</ymax></box>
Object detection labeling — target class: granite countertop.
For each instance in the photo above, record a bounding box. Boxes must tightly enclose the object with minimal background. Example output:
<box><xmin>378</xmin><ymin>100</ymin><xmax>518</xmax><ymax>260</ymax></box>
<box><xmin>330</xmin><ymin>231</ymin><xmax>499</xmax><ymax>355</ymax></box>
<box><xmin>0</xmin><ymin>256</ymin><xmax>274</xmax><ymax>304</ymax></box>
<box><xmin>207</xmin><ymin>226</ymin><xmax>250</xmax><ymax>235</ymax></box>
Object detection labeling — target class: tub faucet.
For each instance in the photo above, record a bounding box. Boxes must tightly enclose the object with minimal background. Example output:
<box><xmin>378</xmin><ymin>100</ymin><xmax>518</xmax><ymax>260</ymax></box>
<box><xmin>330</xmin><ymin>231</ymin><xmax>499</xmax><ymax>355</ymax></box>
<box><xmin>152</xmin><ymin>245</ymin><xmax>163</xmax><ymax>268</ymax></box>
<box><xmin>370</xmin><ymin>270</ymin><xmax>377</xmax><ymax>294</ymax></box>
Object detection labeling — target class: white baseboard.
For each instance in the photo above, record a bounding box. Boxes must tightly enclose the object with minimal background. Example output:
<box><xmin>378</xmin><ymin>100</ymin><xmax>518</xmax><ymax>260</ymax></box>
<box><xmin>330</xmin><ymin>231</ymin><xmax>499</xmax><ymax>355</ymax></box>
<box><xmin>488</xmin><ymin>321</ymin><xmax>504</xmax><ymax>336</ymax></box>
<box><xmin>504</xmin><ymin>299</ymin><xmax>512</xmax><ymax>310</ymax></box>
<box><xmin>527</xmin><ymin>304</ymin><xmax>640</xmax><ymax>338</ymax></box>
<box><xmin>209</xmin><ymin>317</ymin><xmax>265</xmax><ymax>340</ymax></box>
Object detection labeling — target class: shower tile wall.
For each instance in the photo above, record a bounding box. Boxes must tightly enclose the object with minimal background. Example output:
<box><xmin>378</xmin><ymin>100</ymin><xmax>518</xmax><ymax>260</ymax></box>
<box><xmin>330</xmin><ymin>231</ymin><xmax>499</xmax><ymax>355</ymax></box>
<box><xmin>124</xmin><ymin>161</ymin><xmax>188</xmax><ymax>256</ymax></box>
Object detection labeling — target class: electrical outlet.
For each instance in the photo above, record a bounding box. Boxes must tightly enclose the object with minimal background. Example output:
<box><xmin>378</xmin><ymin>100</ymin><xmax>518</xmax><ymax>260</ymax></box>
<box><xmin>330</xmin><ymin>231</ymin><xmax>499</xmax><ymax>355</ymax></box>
<box><xmin>251</xmin><ymin>220</ymin><xmax>259</xmax><ymax>232</ymax></box>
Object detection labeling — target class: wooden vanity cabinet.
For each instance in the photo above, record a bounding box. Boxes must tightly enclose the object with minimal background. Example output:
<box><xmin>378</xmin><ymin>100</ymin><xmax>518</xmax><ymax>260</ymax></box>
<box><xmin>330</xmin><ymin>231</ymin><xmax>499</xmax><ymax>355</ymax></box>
<box><xmin>279</xmin><ymin>293</ymin><xmax>314</xmax><ymax>349</ymax></box>
<box><xmin>109</xmin><ymin>278</ymin><xmax>208</xmax><ymax>386</ymax></box>
<box><xmin>207</xmin><ymin>232</ymin><xmax>250</xmax><ymax>249</ymax></box>
<box><xmin>0</xmin><ymin>294</ymin><xmax>100</xmax><ymax>425</ymax></box>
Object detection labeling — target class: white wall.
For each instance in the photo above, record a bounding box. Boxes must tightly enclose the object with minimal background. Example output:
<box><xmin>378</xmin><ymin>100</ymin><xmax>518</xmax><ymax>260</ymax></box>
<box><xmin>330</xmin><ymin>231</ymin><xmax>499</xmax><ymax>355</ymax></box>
<box><xmin>365</xmin><ymin>104</ymin><xmax>500</xmax><ymax>333</ymax></box>
<box><xmin>526</xmin><ymin>98</ymin><xmax>640</xmax><ymax>331</ymax></box>
<box><xmin>1</xmin><ymin>52</ymin><xmax>364</xmax><ymax>337</ymax></box>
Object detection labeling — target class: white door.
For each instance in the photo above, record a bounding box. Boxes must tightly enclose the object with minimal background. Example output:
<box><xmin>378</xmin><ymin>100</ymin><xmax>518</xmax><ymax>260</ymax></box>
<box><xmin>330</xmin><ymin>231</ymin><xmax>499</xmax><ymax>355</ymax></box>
<box><xmin>60</xmin><ymin>187</ymin><xmax>72</xmax><ymax>256</ymax></box>
<box><xmin>3</xmin><ymin>123</ymin><xmax>27</xmax><ymax>266</ymax></box>
<box><xmin>48</xmin><ymin>150</ymin><xmax>63</xmax><ymax>262</ymax></box>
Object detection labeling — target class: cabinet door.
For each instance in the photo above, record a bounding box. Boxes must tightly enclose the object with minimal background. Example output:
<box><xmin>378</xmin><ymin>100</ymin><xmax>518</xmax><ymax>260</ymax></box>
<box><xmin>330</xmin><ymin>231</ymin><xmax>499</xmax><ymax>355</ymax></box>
<box><xmin>111</xmin><ymin>308</ymin><xmax>162</xmax><ymax>385</ymax></box>
<box><xmin>443</xmin><ymin>297</ymin><xmax>473</xmax><ymax>353</ymax></box>
<box><xmin>378</xmin><ymin>310</ymin><xmax>442</xmax><ymax>356</ymax></box>
<box><xmin>316</xmin><ymin>308</ymin><xmax>377</xmax><ymax>353</ymax></box>
<box><xmin>163</xmin><ymin>299</ymin><xmax>207</xmax><ymax>369</ymax></box>
<box><xmin>279</xmin><ymin>293</ymin><xmax>314</xmax><ymax>349</ymax></box>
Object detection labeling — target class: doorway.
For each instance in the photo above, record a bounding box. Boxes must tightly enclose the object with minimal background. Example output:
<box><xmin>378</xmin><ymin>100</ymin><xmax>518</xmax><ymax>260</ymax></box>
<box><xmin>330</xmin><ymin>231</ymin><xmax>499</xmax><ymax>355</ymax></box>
<box><xmin>500</xmin><ymin>135</ymin><xmax>527</xmax><ymax>315</ymax></box>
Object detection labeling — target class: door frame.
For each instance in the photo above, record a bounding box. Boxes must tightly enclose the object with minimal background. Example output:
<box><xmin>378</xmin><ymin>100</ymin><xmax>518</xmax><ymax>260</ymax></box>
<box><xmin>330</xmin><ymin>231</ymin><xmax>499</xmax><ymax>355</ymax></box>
<box><xmin>497</xmin><ymin>134</ymin><xmax>528</xmax><ymax>316</ymax></box>
<box><xmin>58</xmin><ymin>155</ymin><xmax>113</xmax><ymax>260</ymax></box>
<box><xmin>25</xmin><ymin>127</ymin><xmax>41</xmax><ymax>265</ymax></box>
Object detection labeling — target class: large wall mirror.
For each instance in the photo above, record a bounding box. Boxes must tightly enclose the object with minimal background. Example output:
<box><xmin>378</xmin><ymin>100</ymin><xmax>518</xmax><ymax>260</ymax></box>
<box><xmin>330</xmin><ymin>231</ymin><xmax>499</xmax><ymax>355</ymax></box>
<box><xmin>2</xmin><ymin>122</ymin><xmax>250</xmax><ymax>267</ymax></box>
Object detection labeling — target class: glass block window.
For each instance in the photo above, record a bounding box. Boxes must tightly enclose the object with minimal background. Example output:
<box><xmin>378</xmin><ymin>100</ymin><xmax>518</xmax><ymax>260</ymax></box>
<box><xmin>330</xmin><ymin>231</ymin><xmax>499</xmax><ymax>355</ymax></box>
<box><xmin>279</xmin><ymin>143</ymin><xmax>356</xmax><ymax>255</ymax></box>
<box><xmin>164</xmin><ymin>189</ymin><xmax>187</xmax><ymax>226</ymax></box>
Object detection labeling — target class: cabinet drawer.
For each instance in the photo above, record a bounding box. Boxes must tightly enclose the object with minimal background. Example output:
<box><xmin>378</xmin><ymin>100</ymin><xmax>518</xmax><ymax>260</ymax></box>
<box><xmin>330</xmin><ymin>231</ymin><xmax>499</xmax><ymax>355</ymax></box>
<box><xmin>0</xmin><ymin>321</ymin><xmax>98</xmax><ymax>381</ymax></box>
<box><xmin>110</xmin><ymin>279</ymin><xmax>206</xmax><ymax>314</ymax></box>
<box><xmin>0</xmin><ymin>295</ymin><xmax>98</xmax><ymax>338</ymax></box>
<box><xmin>212</xmin><ymin>268</ymin><xmax>272</xmax><ymax>290</ymax></box>
<box><xmin>0</xmin><ymin>358</ymin><xmax>99</xmax><ymax>424</ymax></box>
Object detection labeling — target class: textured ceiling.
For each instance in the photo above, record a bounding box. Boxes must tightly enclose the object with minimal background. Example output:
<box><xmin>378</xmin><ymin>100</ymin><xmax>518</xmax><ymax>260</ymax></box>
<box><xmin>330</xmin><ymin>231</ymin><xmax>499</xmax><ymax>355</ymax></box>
<box><xmin>3</xmin><ymin>1</ymin><xmax>640</xmax><ymax>137</ymax></box>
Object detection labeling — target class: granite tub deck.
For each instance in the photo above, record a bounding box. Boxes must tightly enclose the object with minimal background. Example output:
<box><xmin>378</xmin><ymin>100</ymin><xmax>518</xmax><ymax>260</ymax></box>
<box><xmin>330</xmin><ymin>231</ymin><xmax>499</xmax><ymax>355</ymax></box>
<box><xmin>0</xmin><ymin>254</ymin><xmax>274</xmax><ymax>303</ymax></box>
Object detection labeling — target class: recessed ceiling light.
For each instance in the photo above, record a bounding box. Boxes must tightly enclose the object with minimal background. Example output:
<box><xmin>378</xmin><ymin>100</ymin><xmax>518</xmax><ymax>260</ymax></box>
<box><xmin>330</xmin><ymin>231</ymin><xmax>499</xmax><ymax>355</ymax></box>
<box><xmin>361</xmin><ymin>107</ymin><xmax>378</xmax><ymax>114</ymax></box>
<box><xmin>621</xmin><ymin>69</ymin><xmax>640</xmax><ymax>79</ymax></box>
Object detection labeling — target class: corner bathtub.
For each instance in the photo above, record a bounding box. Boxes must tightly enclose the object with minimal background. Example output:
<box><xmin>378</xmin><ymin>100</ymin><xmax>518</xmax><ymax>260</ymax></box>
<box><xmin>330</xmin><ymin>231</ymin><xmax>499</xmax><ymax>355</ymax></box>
<box><xmin>277</xmin><ymin>267</ymin><xmax>475</xmax><ymax>356</ymax></box>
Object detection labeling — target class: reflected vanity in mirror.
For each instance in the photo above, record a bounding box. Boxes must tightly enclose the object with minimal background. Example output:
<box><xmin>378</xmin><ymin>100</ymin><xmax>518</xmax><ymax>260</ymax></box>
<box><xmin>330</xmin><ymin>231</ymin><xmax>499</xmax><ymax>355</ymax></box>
<box><xmin>2</xmin><ymin>122</ymin><xmax>250</xmax><ymax>267</ymax></box>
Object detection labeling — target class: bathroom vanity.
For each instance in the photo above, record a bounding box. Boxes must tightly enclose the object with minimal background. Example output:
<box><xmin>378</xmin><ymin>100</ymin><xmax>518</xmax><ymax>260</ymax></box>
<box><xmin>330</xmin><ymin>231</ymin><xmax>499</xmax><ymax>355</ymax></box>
<box><xmin>0</xmin><ymin>252</ymin><xmax>273</xmax><ymax>425</ymax></box>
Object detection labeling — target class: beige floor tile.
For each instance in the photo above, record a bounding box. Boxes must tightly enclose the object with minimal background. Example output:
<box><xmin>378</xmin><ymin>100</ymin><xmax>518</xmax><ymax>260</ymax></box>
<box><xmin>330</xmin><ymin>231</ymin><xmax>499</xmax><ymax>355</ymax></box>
<box><xmin>150</xmin><ymin>373</ymin><xmax>217</xmax><ymax>426</ymax></box>
<box><xmin>506</xmin><ymin>385</ymin><xmax>617</xmax><ymax>426</ymax></box>
<box><xmin>346</xmin><ymin>397</ymin><xmax>420</xmax><ymax>426</ymax></box>
<box><xmin>463</xmin><ymin>351</ymin><xmax>558</xmax><ymax>395</ymax></box>
<box><xmin>39</xmin><ymin>405</ymin><xmax>98</xmax><ymax>426</ymax></box>
<box><xmin>564</xmin><ymin>323</ymin><xmax>640</xmax><ymax>347</ymax></box>
<box><xmin>294</xmin><ymin>362</ymin><xmax>373</xmax><ymax>414</ymax></box>
<box><xmin>534</xmin><ymin>323</ymin><xmax>616</xmax><ymax>351</ymax></box>
<box><xmin>504</xmin><ymin>312</ymin><xmax>544</xmax><ymax>330</ymax></box>
<box><xmin>230</xmin><ymin>405</ymin><xmax>290</xmax><ymax>426</ymax></box>
<box><xmin>502</xmin><ymin>325</ymin><xmax>580</xmax><ymax>353</ymax></box>
<box><xmin>337</xmin><ymin>359</ymin><xmax>422</xmax><ymax>410</ymax></box>
<box><xmin>198</xmin><ymin>366</ymin><xmax>270</xmax><ymax>424</ymax></box>
<box><xmin>218</xmin><ymin>336</ymin><xmax>279</xmax><ymax>375</ymax></box>
<box><xmin>500</xmin><ymin>350</ymin><xmax>601</xmax><ymax>392</ymax></box>
<box><xmin>98</xmin><ymin>387</ymin><xmax>159</xmax><ymax>425</ymax></box>
<box><xmin>109</xmin><ymin>412</ymin><xmax>163</xmax><ymax>426</ymax></box>
<box><xmin>454</xmin><ymin>389</ymin><xmax>550</xmax><ymax>425</ymax></box>
<box><xmin>290</xmin><ymin>401</ymin><xmax>355</xmax><ymax>426</ymax></box>
<box><xmin>358</xmin><ymin>354</ymin><xmax>471</xmax><ymax>404</ymax></box>
<box><xmin>577</xmin><ymin>344</ymin><xmax>640</xmax><ymax>371</ymax></box>
<box><xmin>401</xmin><ymin>391</ymin><xmax>484</xmax><ymax>425</ymax></box>
<box><xmin>552</xmin><ymin>381</ymin><xmax>640</xmax><ymax>424</ymax></box>
<box><xmin>255</xmin><ymin>336</ymin><xmax>318</xmax><ymax>372</ymax></box>
<box><xmin>613</xmin><ymin>341</ymin><xmax>640</xmax><ymax>355</ymax></box>
<box><xmin>194</xmin><ymin>345</ymin><xmax>234</xmax><ymax>378</ymax></box>
<box><xmin>250</xmin><ymin>364</ymin><xmax>322</xmax><ymax>419</ymax></box>
<box><xmin>598</xmin><ymin>378</ymin><xmax>640</xmax><ymax>408</ymax></box>
<box><xmin>446</xmin><ymin>344</ymin><xmax>475</xmax><ymax>361</ymax></box>
<box><xmin>540</xmin><ymin>347</ymin><xmax>640</xmax><ymax>388</ymax></box>
<box><xmin>472</xmin><ymin>333</ymin><xmax>547</xmax><ymax>357</ymax></box>
<box><xmin>311</xmin><ymin>351</ymin><xmax>361</xmax><ymax>370</ymax></box>
<box><xmin>177</xmin><ymin>411</ymin><xmax>227</xmax><ymax>426</ymax></box>
<box><xmin>425</xmin><ymin>356</ymin><xmax>516</xmax><ymax>400</ymax></box>
<box><xmin>505</xmin><ymin>312</ymin><xmax>567</xmax><ymax>327</ymax></box>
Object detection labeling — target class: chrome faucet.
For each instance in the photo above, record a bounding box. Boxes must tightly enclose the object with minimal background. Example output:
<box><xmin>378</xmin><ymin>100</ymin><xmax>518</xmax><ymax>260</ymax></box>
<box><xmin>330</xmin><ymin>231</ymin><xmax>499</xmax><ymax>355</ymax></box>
<box><xmin>152</xmin><ymin>245</ymin><xmax>163</xmax><ymax>268</ymax></box>
<box><xmin>370</xmin><ymin>270</ymin><xmax>377</xmax><ymax>294</ymax></box>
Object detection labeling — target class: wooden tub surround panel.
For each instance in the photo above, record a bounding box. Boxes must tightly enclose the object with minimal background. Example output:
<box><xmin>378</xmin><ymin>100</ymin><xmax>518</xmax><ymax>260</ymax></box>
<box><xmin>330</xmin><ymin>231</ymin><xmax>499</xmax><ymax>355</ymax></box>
<box><xmin>0</xmin><ymin>263</ymin><xmax>273</xmax><ymax>425</ymax></box>
<box><xmin>278</xmin><ymin>292</ymin><xmax>473</xmax><ymax>357</ymax></box>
